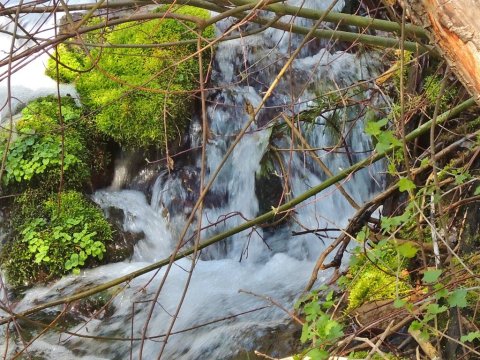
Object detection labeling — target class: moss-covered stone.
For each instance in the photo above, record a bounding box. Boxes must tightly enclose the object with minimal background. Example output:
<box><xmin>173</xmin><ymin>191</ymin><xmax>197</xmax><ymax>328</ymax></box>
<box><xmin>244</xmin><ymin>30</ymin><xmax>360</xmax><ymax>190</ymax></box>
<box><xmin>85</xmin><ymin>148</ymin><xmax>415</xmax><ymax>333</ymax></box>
<box><xmin>47</xmin><ymin>6</ymin><xmax>214</xmax><ymax>149</ymax></box>
<box><xmin>343</xmin><ymin>244</ymin><xmax>411</xmax><ymax>311</ymax></box>
<box><xmin>0</xmin><ymin>96</ymin><xmax>90</xmax><ymax>192</ymax></box>
<box><xmin>0</xmin><ymin>191</ymin><xmax>113</xmax><ymax>287</ymax></box>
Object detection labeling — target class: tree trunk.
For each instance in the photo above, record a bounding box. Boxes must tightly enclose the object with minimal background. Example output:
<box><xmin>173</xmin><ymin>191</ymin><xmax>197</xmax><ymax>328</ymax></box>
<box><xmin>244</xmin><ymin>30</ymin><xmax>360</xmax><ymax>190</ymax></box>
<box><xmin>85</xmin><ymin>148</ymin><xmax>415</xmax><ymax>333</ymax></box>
<box><xmin>403</xmin><ymin>0</ymin><xmax>480</xmax><ymax>104</ymax></box>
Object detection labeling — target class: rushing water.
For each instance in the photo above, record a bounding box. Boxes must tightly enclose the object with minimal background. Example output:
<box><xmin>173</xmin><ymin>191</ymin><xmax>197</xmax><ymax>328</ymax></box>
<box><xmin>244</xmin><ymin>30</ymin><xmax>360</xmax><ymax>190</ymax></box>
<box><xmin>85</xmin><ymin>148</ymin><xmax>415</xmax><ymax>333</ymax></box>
<box><xmin>0</xmin><ymin>1</ymin><xmax>387</xmax><ymax>358</ymax></box>
<box><xmin>0</xmin><ymin>2</ymin><xmax>78</xmax><ymax>121</ymax></box>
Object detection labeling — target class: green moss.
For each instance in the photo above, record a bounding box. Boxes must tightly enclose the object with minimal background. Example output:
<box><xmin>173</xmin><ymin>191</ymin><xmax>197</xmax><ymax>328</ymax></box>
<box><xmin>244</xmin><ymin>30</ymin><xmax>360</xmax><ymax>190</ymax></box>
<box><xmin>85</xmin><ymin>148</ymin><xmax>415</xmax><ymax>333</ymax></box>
<box><xmin>45</xmin><ymin>43</ymin><xmax>88</xmax><ymax>83</ymax></box>
<box><xmin>1</xmin><ymin>191</ymin><xmax>112</xmax><ymax>287</ymax></box>
<box><xmin>423</xmin><ymin>74</ymin><xmax>456</xmax><ymax>112</ymax></box>
<box><xmin>345</xmin><ymin>245</ymin><xmax>411</xmax><ymax>311</ymax></box>
<box><xmin>47</xmin><ymin>6</ymin><xmax>214</xmax><ymax>149</ymax></box>
<box><xmin>393</xmin><ymin>50</ymin><xmax>412</xmax><ymax>92</ymax></box>
<box><xmin>0</xmin><ymin>96</ymin><xmax>90</xmax><ymax>191</ymax></box>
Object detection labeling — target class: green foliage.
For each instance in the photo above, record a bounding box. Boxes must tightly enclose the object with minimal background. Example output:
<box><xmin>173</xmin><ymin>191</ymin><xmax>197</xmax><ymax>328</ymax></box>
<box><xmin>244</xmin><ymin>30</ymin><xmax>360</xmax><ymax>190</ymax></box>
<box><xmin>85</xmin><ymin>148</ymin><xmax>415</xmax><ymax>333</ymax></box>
<box><xmin>396</xmin><ymin>242</ymin><xmax>419</xmax><ymax>258</ymax></box>
<box><xmin>45</xmin><ymin>43</ymin><xmax>89</xmax><ymax>83</ymax></box>
<box><xmin>1</xmin><ymin>191</ymin><xmax>112</xmax><ymax>287</ymax></box>
<box><xmin>461</xmin><ymin>331</ymin><xmax>480</xmax><ymax>343</ymax></box>
<box><xmin>347</xmin><ymin>351</ymin><xmax>404</xmax><ymax>360</ymax></box>
<box><xmin>344</xmin><ymin>243</ymin><xmax>411</xmax><ymax>311</ymax></box>
<box><xmin>447</xmin><ymin>288</ymin><xmax>468</xmax><ymax>308</ymax></box>
<box><xmin>0</xmin><ymin>96</ymin><xmax>89</xmax><ymax>190</ymax></box>
<box><xmin>364</xmin><ymin>117</ymin><xmax>401</xmax><ymax>154</ymax></box>
<box><xmin>422</xmin><ymin>269</ymin><xmax>442</xmax><ymax>283</ymax></box>
<box><xmin>294</xmin><ymin>288</ymin><xmax>344</xmax><ymax>360</ymax></box>
<box><xmin>380</xmin><ymin>201</ymin><xmax>415</xmax><ymax>234</ymax></box>
<box><xmin>299</xmin><ymin>91</ymin><xmax>345</xmax><ymax>144</ymax></box>
<box><xmin>393</xmin><ymin>50</ymin><xmax>412</xmax><ymax>91</ymax></box>
<box><xmin>47</xmin><ymin>7</ymin><xmax>214</xmax><ymax>149</ymax></box>
<box><xmin>393</xmin><ymin>280</ymin><xmax>473</xmax><ymax>341</ymax></box>
<box><xmin>423</xmin><ymin>74</ymin><xmax>456</xmax><ymax>112</ymax></box>
<box><xmin>397</xmin><ymin>177</ymin><xmax>416</xmax><ymax>192</ymax></box>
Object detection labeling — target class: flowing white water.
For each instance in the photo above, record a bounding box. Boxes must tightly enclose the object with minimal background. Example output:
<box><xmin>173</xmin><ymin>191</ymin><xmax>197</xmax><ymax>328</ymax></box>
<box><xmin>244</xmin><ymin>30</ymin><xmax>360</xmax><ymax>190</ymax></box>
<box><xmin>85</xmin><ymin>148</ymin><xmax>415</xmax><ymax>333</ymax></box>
<box><xmin>0</xmin><ymin>1</ymin><xmax>388</xmax><ymax>358</ymax></box>
<box><xmin>0</xmin><ymin>2</ymin><xmax>78</xmax><ymax>121</ymax></box>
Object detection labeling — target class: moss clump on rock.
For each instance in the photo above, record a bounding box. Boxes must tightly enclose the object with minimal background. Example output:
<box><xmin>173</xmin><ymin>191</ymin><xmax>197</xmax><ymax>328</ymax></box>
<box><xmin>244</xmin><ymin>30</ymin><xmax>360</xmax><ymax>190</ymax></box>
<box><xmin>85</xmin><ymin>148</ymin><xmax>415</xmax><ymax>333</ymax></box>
<box><xmin>1</xmin><ymin>191</ymin><xmax>112</xmax><ymax>287</ymax></box>
<box><xmin>0</xmin><ymin>96</ymin><xmax>90</xmax><ymax>191</ymax></box>
<box><xmin>45</xmin><ymin>43</ymin><xmax>90</xmax><ymax>83</ymax></box>
<box><xmin>343</xmin><ymin>244</ymin><xmax>411</xmax><ymax>311</ymax></box>
<box><xmin>47</xmin><ymin>6</ymin><xmax>214</xmax><ymax>149</ymax></box>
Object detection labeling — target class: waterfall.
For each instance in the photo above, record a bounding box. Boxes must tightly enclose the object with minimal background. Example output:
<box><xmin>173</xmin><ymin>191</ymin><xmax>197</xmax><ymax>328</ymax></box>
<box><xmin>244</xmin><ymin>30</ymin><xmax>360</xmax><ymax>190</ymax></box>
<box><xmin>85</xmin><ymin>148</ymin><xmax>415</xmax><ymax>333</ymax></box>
<box><xmin>0</xmin><ymin>1</ymin><xmax>387</xmax><ymax>358</ymax></box>
<box><xmin>0</xmin><ymin>3</ymin><xmax>78</xmax><ymax>121</ymax></box>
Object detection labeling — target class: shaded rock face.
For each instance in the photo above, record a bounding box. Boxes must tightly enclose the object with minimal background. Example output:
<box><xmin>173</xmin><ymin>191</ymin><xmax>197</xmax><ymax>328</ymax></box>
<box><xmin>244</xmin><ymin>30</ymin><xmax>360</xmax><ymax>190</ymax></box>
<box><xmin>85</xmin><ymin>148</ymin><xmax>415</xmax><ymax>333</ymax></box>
<box><xmin>229</xmin><ymin>322</ymin><xmax>303</xmax><ymax>360</ymax></box>
<box><xmin>0</xmin><ymin>206</ymin><xmax>10</xmax><ymax>246</ymax></box>
<box><xmin>68</xmin><ymin>290</ymin><xmax>115</xmax><ymax>321</ymax></box>
<box><xmin>255</xmin><ymin>171</ymin><xmax>284</xmax><ymax>218</ymax></box>
<box><xmin>103</xmin><ymin>207</ymin><xmax>144</xmax><ymax>263</ymax></box>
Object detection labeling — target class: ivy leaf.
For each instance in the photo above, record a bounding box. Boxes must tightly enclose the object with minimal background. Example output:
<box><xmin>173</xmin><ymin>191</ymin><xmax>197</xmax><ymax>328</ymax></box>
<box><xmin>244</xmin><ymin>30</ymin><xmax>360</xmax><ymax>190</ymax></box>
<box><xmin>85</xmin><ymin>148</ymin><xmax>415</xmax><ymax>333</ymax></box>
<box><xmin>423</xmin><ymin>269</ymin><xmax>442</xmax><ymax>284</ymax></box>
<box><xmin>397</xmin><ymin>242</ymin><xmax>419</xmax><ymax>258</ymax></box>
<box><xmin>448</xmin><ymin>289</ymin><xmax>468</xmax><ymax>308</ymax></box>
<box><xmin>461</xmin><ymin>331</ymin><xmax>480</xmax><ymax>343</ymax></box>
<box><xmin>398</xmin><ymin>178</ymin><xmax>416</xmax><ymax>192</ymax></box>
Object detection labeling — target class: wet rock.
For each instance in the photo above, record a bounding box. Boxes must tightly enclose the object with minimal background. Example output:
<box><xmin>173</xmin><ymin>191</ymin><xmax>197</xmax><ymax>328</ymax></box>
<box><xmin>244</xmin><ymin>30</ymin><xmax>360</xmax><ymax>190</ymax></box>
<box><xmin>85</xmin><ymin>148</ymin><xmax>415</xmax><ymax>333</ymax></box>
<box><xmin>104</xmin><ymin>207</ymin><xmax>144</xmax><ymax>263</ymax></box>
<box><xmin>90</xmin><ymin>140</ymin><xmax>118</xmax><ymax>191</ymax></box>
<box><xmin>68</xmin><ymin>290</ymin><xmax>115</xmax><ymax>321</ymax></box>
<box><xmin>255</xmin><ymin>155</ymin><xmax>286</xmax><ymax>228</ymax></box>
<box><xmin>230</xmin><ymin>321</ymin><xmax>303</xmax><ymax>360</ymax></box>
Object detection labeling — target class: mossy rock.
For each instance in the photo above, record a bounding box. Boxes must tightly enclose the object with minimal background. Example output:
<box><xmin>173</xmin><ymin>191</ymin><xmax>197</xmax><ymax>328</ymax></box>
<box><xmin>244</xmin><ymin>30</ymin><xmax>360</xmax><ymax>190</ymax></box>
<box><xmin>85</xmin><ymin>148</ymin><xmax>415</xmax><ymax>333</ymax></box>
<box><xmin>343</xmin><ymin>244</ymin><xmax>411</xmax><ymax>311</ymax></box>
<box><xmin>47</xmin><ymin>6</ymin><xmax>214</xmax><ymax>149</ymax></box>
<box><xmin>0</xmin><ymin>96</ymin><xmax>90</xmax><ymax>192</ymax></box>
<box><xmin>0</xmin><ymin>191</ymin><xmax>113</xmax><ymax>287</ymax></box>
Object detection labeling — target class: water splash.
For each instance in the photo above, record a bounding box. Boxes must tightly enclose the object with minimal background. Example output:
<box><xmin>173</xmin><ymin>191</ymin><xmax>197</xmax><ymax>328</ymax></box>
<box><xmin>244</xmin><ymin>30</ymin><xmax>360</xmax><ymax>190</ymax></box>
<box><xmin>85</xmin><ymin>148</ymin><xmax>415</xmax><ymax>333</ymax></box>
<box><xmin>0</xmin><ymin>2</ymin><xmax>79</xmax><ymax>120</ymax></box>
<box><xmin>0</xmin><ymin>1</ymin><xmax>387</xmax><ymax>358</ymax></box>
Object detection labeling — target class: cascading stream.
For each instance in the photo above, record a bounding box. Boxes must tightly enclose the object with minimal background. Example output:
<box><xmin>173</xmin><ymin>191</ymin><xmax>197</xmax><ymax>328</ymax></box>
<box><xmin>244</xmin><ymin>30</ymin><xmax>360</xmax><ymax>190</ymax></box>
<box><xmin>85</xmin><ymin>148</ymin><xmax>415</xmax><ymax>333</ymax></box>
<box><xmin>0</xmin><ymin>1</ymin><xmax>387</xmax><ymax>358</ymax></box>
<box><xmin>0</xmin><ymin>3</ymin><xmax>78</xmax><ymax>121</ymax></box>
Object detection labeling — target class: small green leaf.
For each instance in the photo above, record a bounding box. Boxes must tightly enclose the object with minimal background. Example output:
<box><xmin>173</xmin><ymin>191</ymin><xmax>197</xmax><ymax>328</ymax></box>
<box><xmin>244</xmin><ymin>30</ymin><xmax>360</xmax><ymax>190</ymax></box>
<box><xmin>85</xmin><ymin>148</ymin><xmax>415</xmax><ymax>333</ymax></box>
<box><xmin>448</xmin><ymin>289</ymin><xmax>468</xmax><ymax>308</ymax></box>
<box><xmin>394</xmin><ymin>298</ymin><xmax>406</xmax><ymax>308</ymax></box>
<box><xmin>365</xmin><ymin>118</ymin><xmax>388</xmax><ymax>136</ymax></box>
<box><xmin>375</xmin><ymin>131</ymin><xmax>401</xmax><ymax>153</ymax></box>
<box><xmin>427</xmin><ymin>303</ymin><xmax>447</xmax><ymax>315</ymax></box>
<box><xmin>306</xmin><ymin>348</ymin><xmax>330</xmax><ymax>360</ymax></box>
<box><xmin>434</xmin><ymin>283</ymin><xmax>449</xmax><ymax>300</ymax></box>
<box><xmin>475</xmin><ymin>185</ymin><xmax>480</xmax><ymax>195</ymax></box>
<box><xmin>300</xmin><ymin>323</ymin><xmax>310</xmax><ymax>343</ymax></box>
<box><xmin>420</xmin><ymin>329</ymin><xmax>430</xmax><ymax>341</ymax></box>
<box><xmin>455</xmin><ymin>173</ymin><xmax>469</xmax><ymax>185</ymax></box>
<box><xmin>398</xmin><ymin>178</ymin><xmax>416</xmax><ymax>192</ymax></box>
<box><xmin>461</xmin><ymin>331</ymin><xmax>480</xmax><ymax>343</ymax></box>
<box><xmin>356</xmin><ymin>229</ymin><xmax>367</xmax><ymax>242</ymax></box>
<box><xmin>423</xmin><ymin>269</ymin><xmax>442</xmax><ymax>284</ymax></box>
<box><xmin>397</xmin><ymin>242</ymin><xmax>419</xmax><ymax>258</ymax></box>
<box><xmin>409</xmin><ymin>320</ymin><xmax>422</xmax><ymax>332</ymax></box>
